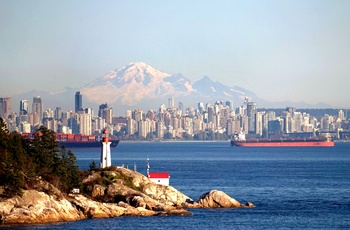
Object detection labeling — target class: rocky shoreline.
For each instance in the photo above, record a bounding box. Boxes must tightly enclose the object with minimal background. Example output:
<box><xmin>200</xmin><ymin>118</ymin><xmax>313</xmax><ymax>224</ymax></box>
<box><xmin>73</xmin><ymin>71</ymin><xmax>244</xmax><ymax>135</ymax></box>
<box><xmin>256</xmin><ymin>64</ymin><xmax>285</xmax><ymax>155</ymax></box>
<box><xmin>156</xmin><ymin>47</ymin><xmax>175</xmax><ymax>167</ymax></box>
<box><xmin>0</xmin><ymin>167</ymin><xmax>254</xmax><ymax>225</ymax></box>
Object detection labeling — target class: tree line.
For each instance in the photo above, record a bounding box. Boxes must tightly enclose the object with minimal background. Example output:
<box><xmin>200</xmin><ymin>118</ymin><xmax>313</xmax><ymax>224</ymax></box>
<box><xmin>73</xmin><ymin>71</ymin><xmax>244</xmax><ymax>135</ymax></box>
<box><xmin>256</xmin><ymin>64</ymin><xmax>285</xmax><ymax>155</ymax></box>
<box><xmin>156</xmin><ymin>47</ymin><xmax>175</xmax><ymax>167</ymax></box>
<box><xmin>0</xmin><ymin>118</ymin><xmax>81</xmax><ymax>198</ymax></box>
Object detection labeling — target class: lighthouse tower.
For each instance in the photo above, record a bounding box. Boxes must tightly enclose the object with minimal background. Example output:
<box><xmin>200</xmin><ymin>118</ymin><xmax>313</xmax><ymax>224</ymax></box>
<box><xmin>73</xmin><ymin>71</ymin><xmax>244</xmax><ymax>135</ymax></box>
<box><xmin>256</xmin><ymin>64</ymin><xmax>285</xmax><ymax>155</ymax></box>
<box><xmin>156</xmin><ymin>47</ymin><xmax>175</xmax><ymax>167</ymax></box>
<box><xmin>100</xmin><ymin>129</ymin><xmax>112</xmax><ymax>168</ymax></box>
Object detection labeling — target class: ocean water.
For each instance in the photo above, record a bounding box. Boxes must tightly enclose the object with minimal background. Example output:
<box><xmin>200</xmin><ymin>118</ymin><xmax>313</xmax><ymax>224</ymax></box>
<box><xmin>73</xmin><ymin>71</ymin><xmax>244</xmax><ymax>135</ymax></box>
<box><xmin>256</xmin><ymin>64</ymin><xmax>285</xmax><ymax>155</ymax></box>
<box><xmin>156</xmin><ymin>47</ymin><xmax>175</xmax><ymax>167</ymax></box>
<box><xmin>3</xmin><ymin>141</ymin><xmax>350</xmax><ymax>230</ymax></box>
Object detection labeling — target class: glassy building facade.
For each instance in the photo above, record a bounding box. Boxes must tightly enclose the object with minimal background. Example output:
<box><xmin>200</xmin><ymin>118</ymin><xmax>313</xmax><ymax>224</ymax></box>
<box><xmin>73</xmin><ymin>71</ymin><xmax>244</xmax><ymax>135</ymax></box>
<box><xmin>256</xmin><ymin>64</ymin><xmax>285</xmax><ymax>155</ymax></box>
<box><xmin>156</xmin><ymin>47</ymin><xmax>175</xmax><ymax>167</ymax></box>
<box><xmin>75</xmin><ymin>91</ymin><xmax>82</xmax><ymax>112</ymax></box>
<box><xmin>247</xmin><ymin>102</ymin><xmax>257</xmax><ymax>134</ymax></box>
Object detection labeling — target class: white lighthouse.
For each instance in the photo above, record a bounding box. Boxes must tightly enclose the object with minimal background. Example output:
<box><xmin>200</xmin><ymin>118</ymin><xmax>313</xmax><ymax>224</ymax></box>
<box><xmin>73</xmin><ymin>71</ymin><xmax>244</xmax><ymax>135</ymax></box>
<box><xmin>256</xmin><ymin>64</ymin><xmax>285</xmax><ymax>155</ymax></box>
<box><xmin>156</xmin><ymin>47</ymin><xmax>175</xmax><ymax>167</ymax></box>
<box><xmin>100</xmin><ymin>129</ymin><xmax>112</xmax><ymax>168</ymax></box>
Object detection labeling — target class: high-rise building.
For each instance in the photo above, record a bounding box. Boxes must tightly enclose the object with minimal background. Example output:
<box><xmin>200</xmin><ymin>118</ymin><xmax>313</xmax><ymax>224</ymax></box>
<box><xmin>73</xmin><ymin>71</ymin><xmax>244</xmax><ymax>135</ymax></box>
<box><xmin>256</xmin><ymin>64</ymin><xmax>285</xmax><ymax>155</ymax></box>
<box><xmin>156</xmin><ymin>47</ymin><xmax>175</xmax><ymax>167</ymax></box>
<box><xmin>92</xmin><ymin>116</ymin><xmax>105</xmax><ymax>133</ymax></box>
<box><xmin>255</xmin><ymin>111</ymin><xmax>264</xmax><ymax>136</ymax></box>
<box><xmin>198</xmin><ymin>102</ymin><xmax>204</xmax><ymax>114</ymax></box>
<box><xmin>99</xmin><ymin>103</ymin><xmax>112</xmax><ymax>124</ymax></box>
<box><xmin>207</xmin><ymin>106</ymin><xmax>215</xmax><ymax>124</ymax></box>
<box><xmin>127</xmin><ymin>117</ymin><xmax>136</xmax><ymax>135</ymax></box>
<box><xmin>133</xmin><ymin>109</ymin><xmax>143</xmax><ymax>122</ymax></box>
<box><xmin>247</xmin><ymin>102</ymin><xmax>257</xmax><ymax>134</ymax></box>
<box><xmin>55</xmin><ymin>107</ymin><xmax>62</xmax><ymax>120</ymax></box>
<box><xmin>0</xmin><ymin>97</ymin><xmax>11</xmax><ymax>119</ymax></box>
<box><xmin>293</xmin><ymin>112</ymin><xmax>303</xmax><ymax>133</ymax></box>
<box><xmin>338</xmin><ymin>109</ymin><xmax>345</xmax><ymax>121</ymax></box>
<box><xmin>19</xmin><ymin>122</ymin><xmax>31</xmax><ymax>133</ymax></box>
<box><xmin>138</xmin><ymin>119</ymin><xmax>150</xmax><ymax>138</ymax></box>
<box><xmin>19</xmin><ymin>100</ymin><xmax>28</xmax><ymax>115</ymax></box>
<box><xmin>32</xmin><ymin>96</ymin><xmax>43</xmax><ymax>124</ymax></box>
<box><xmin>75</xmin><ymin>91</ymin><xmax>82</xmax><ymax>112</ymax></box>
<box><xmin>126</xmin><ymin>110</ymin><xmax>132</xmax><ymax>118</ymax></box>
<box><xmin>178</xmin><ymin>102</ymin><xmax>184</xmax><ymax>115</ymax></box>
<box><xmin>79</xmin><ymin>113</ymin><xmax>92</xmax><ymax>135</ymax></box>
<box><xmin>225</xmin><ymin>100</ymin><xmax>234</xmax><ymax>111</ymax></box>
<box><xmin>69</xmin><ymin>113</ymin><xmax>80</xmax><ymax>133</ymax></box>
<box><xmin>286</xmin><ymin>107</ymin><xmax>296</xmax><ymax>114</ymax></box>
<box><xmin>268</xmin><ymin>119</ymin><xmax>283</xmax><ymax>136</ymax></box>
<box><xmin>156</xmin><ymin>121</ymin><xmax>165</xmax><ymax>139</ymax></box>
<box><xmin>98</xmin><ymin>103</ymin><xmax>108</xmax><ymax>117</ymax></box>
<box><xmin>168</xmin><ymin>96</ymin><xmax>174</xmax><ymax>108</ymax></box>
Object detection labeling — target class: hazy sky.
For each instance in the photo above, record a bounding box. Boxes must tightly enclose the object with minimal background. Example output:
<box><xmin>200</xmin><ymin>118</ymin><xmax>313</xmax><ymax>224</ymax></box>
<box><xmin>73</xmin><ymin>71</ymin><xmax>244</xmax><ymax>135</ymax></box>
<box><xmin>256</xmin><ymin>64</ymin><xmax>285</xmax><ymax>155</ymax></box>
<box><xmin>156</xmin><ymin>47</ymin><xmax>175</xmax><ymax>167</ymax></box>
<box><xmin>1</xmin><ymin>0</ymin><xmax>349</xmax><ymax>107</ymax></box>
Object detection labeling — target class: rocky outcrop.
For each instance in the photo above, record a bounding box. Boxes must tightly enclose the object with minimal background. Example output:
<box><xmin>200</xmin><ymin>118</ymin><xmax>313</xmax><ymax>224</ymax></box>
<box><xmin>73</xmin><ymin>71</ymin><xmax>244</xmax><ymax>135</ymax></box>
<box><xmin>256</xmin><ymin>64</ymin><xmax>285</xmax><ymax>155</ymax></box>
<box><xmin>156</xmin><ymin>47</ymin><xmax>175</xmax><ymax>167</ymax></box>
<box><xmin>85</xmin><ymin>168</ymin><xmax>201</xmax><ymax>210</ymax></box>
<box><xmin>0</xmin><ymin>190</ymin><xmax>84</xmax><ymax>224</ymax></box>
<box><xmin>197</xmin><ymin>190</ymin><xmax>255</xmax><ymax>208</ymax></box>
<box><xmin>0</xmin><ymin>168</ymin><xmax>253</xmax><ymax>225</ymax></box>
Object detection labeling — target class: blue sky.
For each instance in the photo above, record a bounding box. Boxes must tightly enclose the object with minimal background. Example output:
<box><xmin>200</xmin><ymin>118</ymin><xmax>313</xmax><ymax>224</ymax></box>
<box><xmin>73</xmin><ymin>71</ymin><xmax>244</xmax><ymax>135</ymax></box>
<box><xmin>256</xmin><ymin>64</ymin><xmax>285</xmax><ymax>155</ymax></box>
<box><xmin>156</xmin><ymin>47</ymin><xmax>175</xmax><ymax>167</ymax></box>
<box><xmin>1</xmin><ymin>0</ymin><xmax>349</xmax><ymax>107</ymax></box>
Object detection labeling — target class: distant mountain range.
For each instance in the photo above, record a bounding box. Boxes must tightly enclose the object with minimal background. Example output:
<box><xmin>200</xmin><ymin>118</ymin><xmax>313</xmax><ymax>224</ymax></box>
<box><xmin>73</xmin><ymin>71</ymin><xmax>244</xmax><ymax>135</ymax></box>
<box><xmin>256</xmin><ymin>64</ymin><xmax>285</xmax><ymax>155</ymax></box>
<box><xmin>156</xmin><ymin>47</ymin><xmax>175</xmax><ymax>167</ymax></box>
<box><xmin>80</xmin><ymin>62</ymin><xmax>259</xmax><ymax>109</ymax></box>
<box><xmin>12</xmin><ymin>62</ymin><xmax>332</xmax><ymax>114</ymax></box>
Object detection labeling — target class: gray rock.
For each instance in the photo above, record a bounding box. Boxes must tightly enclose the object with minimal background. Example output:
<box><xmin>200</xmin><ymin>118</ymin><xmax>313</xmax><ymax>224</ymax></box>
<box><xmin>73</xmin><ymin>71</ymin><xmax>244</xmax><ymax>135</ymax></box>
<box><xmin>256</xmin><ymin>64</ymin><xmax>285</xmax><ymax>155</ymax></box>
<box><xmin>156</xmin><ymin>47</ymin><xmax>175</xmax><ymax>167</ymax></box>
<box><xmin>197</xmin><ymin>190</ymin><xmax>242</xmax><ymax>208</ymax></box>
<box><xmin>0</xmin><ymin>168</ymin><xmax>254</xmax><ymax>225</ymax></box>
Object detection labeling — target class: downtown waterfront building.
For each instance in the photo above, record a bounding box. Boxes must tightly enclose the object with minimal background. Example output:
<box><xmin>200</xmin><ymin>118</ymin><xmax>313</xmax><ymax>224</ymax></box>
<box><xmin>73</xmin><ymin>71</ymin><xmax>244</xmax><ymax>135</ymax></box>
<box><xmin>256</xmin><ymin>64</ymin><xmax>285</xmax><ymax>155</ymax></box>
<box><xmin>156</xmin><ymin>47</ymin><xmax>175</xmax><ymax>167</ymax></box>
<box><xmin>0</xmin><ymin>97</ymin><xmax>11</xmax><ymax>119</ymax></box>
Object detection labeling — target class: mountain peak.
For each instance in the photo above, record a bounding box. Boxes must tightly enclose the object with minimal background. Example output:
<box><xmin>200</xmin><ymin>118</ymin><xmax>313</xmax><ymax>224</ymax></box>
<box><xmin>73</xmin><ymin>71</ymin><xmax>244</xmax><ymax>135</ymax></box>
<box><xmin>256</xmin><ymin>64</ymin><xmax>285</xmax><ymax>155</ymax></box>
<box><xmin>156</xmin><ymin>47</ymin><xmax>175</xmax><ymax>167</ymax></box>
<box><xmin>81</xmin><ymin>62</ymin><xmax>255</xmax><ymax>108</ymax></box>
<box><xmin>114</xmin><ymin>62</ymin><xmax>170</xmax><ymax>82</ymax></box>
<box><xmin>119</xmin><ymin>62</ymin><xmax>149</xmax><ymax>73</ymax></box>
<box><xmin>126</xmin><ymin>62</ymin><xmax>149</xmax><ymax>68</ymax></box>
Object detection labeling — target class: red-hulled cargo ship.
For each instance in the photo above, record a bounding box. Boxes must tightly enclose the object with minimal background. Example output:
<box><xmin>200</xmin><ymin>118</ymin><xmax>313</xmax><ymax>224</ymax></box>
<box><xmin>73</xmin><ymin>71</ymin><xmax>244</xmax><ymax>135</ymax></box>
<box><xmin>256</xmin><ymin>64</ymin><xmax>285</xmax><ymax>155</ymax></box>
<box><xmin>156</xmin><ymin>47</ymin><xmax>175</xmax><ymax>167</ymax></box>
<box><xmin>21</xmin><ymin>133</ymin><xmax>119</xmax><ymax>148</ymax></box>
<box><xmin>55</xmin><ymin>133</ymin><xmax>119</xmax><ymax>148</ymax></box>
<box><xmin>231</xmin><ymin>132</ymin><xmax>334</xmax><ymax>147</ymax></box>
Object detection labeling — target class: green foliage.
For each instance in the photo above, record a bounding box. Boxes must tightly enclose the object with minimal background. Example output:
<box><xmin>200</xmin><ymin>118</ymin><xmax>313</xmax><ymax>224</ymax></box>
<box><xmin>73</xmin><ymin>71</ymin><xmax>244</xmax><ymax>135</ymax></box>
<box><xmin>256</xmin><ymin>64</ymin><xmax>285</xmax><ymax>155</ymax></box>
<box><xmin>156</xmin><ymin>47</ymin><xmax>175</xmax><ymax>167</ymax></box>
<box><xmin>28</xmin><ymin>126</ymin><xmax>60</xmax><ymax>176</ymax></box>
<box><xmin>89</xmin><ymin>160</ymin><xmax>97</xmax><ymax>171</ymax></box>
<box><xmin>52</xmin><ymin>148</ymin><xmax>82</xmax><ymax>192</ymax></box>
<box><xmin>0</xmin><ymin>120</ymin><xmax>82</xmax><ymax>198</ymax></box>
<box><xmin>163</xmin><ymin>132</ymin><xmax>173</xmax><ymax>139</ymax></box>
<box><xmin>100</xmin><ymin>172</ymin><xmax>116</xmax><ymax>186</ymax></box>
<box><xmin>0</xmin><ymin>118</ymin><xmax>26</xmax><ymax>198</ymax></box>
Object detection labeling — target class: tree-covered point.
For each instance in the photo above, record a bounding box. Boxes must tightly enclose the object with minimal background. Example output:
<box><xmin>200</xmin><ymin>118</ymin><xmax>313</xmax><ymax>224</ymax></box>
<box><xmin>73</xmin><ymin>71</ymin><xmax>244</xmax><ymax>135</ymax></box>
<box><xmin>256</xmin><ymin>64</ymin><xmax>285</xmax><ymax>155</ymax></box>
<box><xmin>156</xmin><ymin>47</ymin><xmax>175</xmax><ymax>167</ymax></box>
<box><xmin>0</xmin><ymin>118</ymin><xmax>81</xmax><ymax>198</ymax></box>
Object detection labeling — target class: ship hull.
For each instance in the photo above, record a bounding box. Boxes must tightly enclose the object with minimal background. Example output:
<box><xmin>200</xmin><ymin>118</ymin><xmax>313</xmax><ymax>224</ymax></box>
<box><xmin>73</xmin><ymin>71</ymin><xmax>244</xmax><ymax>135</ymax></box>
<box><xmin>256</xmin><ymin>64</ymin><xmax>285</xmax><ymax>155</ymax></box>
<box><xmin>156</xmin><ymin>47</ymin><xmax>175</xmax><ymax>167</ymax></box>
<box><xmin>59</xmin><ymin>140</ymin><xmax>119</xmax><ymax>148</ymax></box>
<box><xmin>231</xmin><ymin>140</ymin><xmax>334</xmax><ymax>147</ymax></box>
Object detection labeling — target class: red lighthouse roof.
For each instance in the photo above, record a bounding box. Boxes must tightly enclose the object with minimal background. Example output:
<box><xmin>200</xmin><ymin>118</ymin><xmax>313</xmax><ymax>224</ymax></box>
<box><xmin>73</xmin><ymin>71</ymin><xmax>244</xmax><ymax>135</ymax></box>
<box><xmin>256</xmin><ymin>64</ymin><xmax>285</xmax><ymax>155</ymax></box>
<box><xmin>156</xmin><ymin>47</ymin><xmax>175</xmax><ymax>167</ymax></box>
<box><xmin>102</xmin><ymin>129</ymin><xmax>109</xmax><ymax>142</ymax></box>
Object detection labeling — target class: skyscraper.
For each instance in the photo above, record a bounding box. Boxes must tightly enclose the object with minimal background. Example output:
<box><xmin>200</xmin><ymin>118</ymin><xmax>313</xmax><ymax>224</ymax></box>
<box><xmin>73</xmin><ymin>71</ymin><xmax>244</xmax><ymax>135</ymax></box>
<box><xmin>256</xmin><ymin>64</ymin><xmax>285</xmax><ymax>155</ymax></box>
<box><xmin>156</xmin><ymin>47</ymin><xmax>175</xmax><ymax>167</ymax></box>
<box><xmin>198</xmin><ymin>102</ymin><xmax>204</xmax><ymax>114</ymax></box>
<box><xmin>0</xmin><ymin>97</ymin><xmax>11</xmax><ymax>119</ymax></box>
<box><xmin>247</xmin><ymin>102</ymin><xmax>257</xmax><ymax>134</ymax></box>
<box><xmin>55</xmin><ymin>107</ymin><xmax>62</xmax><ymax>120</ymax></box>
<box><xmin>225</xmin><ymin>100</ymin><xmax>234</xmax><ymax>111</ymax></box>
<box><xmin>168</xmin><ymin>96</ymin><xmax>174</xmax><ymax>108</ymax></box>
<box><xmin>178</xmin><ymin>102</ymin><xmax>184</xmax><ymax>115</ymax></box>
<box><xmin>32</xmin><ymin>96</ymin><xmax>43</xmax><ymax>124</ymax></box>
<box><xmin>98</xmin><ymin>103</ymin><xmax>108</xmax><ymax>117</ymax></box>
<box><xmin>98</xmin><ymin>103</ymin><xmax>112</xmax><ymax>124</ymax></box>
<box><xmin>75</xmin><ymin>91</ymin><xmax>82</xmax><ymax>112</ymax></box>
<box><xmin>20</xmin><ymin>100</ymin><xmax>29</xmax><ymax>115</ymax></box>
<box><xmin>79</xmin><ymin>113</ymin><xmax>92</xmax><ymax>135</ymax></box>
<box><xmin>207</xmin><ymin>105</ymin><xmax>214</xmax><ymax>124</ymax></box>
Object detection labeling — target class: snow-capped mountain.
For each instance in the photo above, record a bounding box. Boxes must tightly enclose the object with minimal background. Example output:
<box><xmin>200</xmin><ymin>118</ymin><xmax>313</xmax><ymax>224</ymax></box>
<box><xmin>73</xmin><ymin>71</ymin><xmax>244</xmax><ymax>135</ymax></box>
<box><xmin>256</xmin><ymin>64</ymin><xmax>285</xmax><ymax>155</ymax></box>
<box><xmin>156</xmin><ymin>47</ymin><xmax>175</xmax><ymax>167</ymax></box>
<box><xmin>11</xmin><ymin>62</ymin><xmax>332</xmax><ymax>114</ymax></box>
<box><xmin>80</xmin><ymin>62</ymin><xmax>257</xmax><ymax>110</ymax></box>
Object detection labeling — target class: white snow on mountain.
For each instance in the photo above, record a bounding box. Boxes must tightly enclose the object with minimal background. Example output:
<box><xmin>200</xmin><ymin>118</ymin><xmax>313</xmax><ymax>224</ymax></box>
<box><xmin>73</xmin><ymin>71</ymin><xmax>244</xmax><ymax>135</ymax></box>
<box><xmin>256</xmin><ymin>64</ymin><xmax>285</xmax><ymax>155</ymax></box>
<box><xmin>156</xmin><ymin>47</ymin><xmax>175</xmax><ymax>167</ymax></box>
<box><xmin>80</xmin><ymin>62</ymin><xmax>257</xmax><ymax>109</ymax></box>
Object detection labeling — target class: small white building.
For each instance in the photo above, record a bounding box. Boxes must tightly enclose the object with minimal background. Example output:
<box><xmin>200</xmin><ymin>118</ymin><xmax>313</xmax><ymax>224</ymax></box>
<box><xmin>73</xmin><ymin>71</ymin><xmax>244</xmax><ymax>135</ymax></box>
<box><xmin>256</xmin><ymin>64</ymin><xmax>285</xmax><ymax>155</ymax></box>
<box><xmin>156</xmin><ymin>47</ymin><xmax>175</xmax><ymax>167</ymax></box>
<box><xmin>148</xmin><ymin>172</ymin><xmax>170</xmax><ymax>186</ymax></box>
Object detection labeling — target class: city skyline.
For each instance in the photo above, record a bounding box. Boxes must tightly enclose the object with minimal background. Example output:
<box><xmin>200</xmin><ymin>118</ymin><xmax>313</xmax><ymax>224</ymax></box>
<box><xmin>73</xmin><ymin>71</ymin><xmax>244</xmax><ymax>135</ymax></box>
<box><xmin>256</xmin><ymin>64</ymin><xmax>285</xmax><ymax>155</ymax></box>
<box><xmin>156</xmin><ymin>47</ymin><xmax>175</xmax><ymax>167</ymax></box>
<box><xmin>1</xmin><ymin>92</ymin><xmax>349</xmax><ymax>142</ymax></box>
<box><xmin>1</xmin><ymin>1</ymin><xmax>350</xmax><ymax>108</ymax></box>
<box><xmin>2</xmin><ymin>92</ymin><xmax>349</xmax><ymax>120</ymax></box>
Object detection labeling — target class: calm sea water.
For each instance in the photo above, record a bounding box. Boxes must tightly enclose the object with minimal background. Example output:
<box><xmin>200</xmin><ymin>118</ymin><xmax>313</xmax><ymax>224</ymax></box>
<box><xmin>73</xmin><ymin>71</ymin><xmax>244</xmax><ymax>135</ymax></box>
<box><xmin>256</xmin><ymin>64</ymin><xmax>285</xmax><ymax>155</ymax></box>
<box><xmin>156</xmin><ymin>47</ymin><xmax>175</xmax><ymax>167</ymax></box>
<box><xmin>4</xmin><ymin>141</ymin><xmax>350</xmax><ymax>230</ymax></box>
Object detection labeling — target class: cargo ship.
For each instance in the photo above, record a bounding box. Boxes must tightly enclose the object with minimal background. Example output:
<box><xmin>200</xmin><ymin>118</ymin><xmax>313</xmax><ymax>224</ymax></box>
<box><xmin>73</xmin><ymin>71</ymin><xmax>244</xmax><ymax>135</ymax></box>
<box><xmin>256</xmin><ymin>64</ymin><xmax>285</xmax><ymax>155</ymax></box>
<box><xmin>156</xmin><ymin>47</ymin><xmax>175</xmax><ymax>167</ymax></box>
<box><xmin>231</xmin><ymin>132</ymin><xmax>334</xmax><ymax>147</ymax></box>
<box><xmin>20</xmin><ymin>132</ymin><xmax>119</xmax><ymax>148</ymax></box>
<box><xmin>55</xmin><ymin>133</ymin><xmax>119</xmax><ymax>148</ymax></box>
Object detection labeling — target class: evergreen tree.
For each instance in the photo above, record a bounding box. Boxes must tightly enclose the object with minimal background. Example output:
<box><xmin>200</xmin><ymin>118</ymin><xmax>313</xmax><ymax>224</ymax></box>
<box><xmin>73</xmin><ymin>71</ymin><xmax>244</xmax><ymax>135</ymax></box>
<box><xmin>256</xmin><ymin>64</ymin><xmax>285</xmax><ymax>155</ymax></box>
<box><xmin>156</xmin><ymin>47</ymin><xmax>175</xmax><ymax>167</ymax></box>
<box><xmin>89</xmin><ymin>160</ymin><xmax>97</xmax><ymax>171</ymax></box>
<box><xmin>54</xmin><ymin>147</ymin><xmax>81</xmax><ymax>192</ymax></box>
<box><xmin>28</xmin><ymin>126</ymin><xmax>60</xmax><ymax>179</ymax></box>
<box><xmin>0</xmin><ymin>118</ymin><xmax>25</xmax><ymax>197</ymax></box>
<box><xmin>66</xmin><ymin>149</ymin><xmax>82</xmax><ymax>191</ymax></box>
<box><xmin>0</xmin><ymin>121</ymin><xmax>82</xmax><ymax>198</ymax></box>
